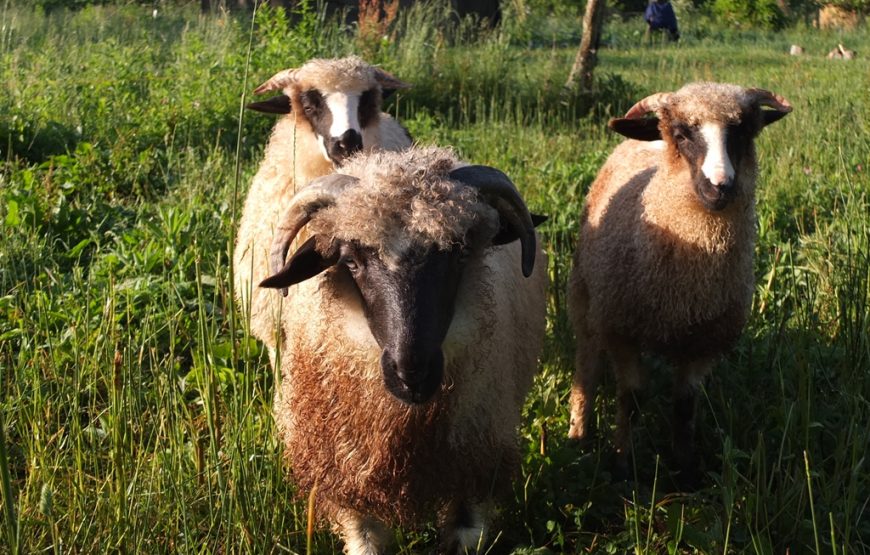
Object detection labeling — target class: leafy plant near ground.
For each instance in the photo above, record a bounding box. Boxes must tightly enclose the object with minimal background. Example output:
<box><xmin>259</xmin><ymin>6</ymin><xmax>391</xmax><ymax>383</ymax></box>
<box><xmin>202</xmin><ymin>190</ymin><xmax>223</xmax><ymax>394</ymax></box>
<box><xmin>1</xmin><ymin>2</ymin><xmax>868</xmax><ymax>553</ymax></box>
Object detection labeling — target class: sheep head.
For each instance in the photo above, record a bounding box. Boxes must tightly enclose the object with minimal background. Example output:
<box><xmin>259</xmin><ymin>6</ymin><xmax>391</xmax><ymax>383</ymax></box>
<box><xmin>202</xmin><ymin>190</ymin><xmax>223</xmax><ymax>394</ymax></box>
<box><xmin>259</xmin><ymin>148</ymin><xmax>539</xmax><ymax>405</ymax></box>
<box><xmin>246</xmin><ymin>56</ymin><xmax>411</xmax><ymax>165</ymax></box>
<box><xmin>609</xmin><ymin>83</ymin><xmax>792</xmax><ymax>211</ymax></box>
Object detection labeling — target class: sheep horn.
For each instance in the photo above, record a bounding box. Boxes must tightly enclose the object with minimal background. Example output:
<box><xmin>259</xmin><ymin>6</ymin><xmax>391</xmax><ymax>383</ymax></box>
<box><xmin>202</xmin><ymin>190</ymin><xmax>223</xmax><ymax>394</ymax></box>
<box><xmin>269</xmin><ymin>174</ymin><xmax>360</xmax><ymax>282</ymax></box>
<box><xmin>448</xmin><ymin>165</ymin><xmax>537</xmax><ymax>278</ymax></box>
<box><xmin>746</xmin><ymin>88</ymin><xmax>793</xmax><ymax>113</ymax></box>
<box><xmin>253</xmin><ymin>68</ymin><xmax>299</xmax><ymax>95</ymax></box>
<box><xmin>624</xmin><ymin>92</ymin><xmax>670</xmax><ymax>119</ymax></box>
<box><xmin>373</xmin><ymin>68</ymin><xmax>412</xmax><ymax>97</ymax></box>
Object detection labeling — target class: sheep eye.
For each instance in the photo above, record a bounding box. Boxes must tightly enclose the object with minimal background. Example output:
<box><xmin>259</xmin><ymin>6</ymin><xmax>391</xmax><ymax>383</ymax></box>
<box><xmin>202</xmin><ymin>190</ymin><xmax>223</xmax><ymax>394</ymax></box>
<box><xmin>341</xmin><ymin>255</ymin><xmax>360</xmax><ymax>273</ymax></box>
<box><xmin>458</xmin><ymin>246</ymin><xmax>472</xmax><ymax>263</ymax></box>
<box><xmin>301</xmin><ymin>90</ymin><xmax>322</xmax><ymax>114</ymax></box>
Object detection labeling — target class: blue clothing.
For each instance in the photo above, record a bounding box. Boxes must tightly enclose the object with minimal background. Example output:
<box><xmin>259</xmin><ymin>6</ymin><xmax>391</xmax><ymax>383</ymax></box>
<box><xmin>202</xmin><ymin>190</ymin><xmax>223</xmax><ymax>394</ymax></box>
<box><xmin>645</xmin><ymin>0</ymin><xmax>679</xmax><ymax>35</ymax></box>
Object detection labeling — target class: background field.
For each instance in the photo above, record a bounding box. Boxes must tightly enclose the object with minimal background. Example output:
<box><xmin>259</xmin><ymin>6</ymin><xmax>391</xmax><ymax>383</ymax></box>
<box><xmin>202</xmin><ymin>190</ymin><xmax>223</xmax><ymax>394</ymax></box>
<box><xmin>1</xmin><ymin>1</ymin><xmax>868</xmax><ymax>553</ymax></box>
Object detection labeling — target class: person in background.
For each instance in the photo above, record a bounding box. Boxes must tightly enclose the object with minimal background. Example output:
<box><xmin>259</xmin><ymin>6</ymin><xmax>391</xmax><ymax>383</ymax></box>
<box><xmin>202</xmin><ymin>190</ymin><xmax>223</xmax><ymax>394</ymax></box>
<box><xmin>645</xmin><ymin>0</ymin><xmax>680</xmax><ymax>42</ymax></box>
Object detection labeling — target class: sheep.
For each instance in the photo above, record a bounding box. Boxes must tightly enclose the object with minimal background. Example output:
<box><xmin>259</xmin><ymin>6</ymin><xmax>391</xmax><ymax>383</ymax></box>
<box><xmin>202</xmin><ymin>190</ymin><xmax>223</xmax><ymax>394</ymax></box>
<box><xmin>257</xmin><ymin>147</ymin><xmax>548</xmax><ymax>554</ymax></box>
<box><xmin>566</xmin><ymin>83</ymin><xmax>792</xmax><ymax>479</ymax></box>
<box><xmin>234</xmin><ymin>56</ymin><xmax>413</xmax><ymax>360</ymax></box>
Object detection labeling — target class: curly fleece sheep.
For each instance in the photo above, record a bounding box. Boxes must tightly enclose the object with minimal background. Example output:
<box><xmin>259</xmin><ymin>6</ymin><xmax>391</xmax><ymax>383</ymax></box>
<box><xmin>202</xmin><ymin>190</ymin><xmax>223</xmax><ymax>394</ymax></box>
<box><xmin>567</xmin><ymin>82</ymin><xmax>792</xmax><ymax>475</ymax></box>
<box><xmin>234</xmin><ymin>56</ymin><xmax>412</xmax><ymax>358</ymax></box>
<box><xmin>259</xmin><ymin>147</ymin><xmax>547</xmax><ymax>554</ymax></box>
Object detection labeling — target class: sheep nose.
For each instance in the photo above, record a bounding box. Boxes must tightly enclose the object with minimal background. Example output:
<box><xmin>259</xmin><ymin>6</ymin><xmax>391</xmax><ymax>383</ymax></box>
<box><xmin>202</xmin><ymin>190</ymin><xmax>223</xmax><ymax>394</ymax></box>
<box><xmin>381</xmin><ymin>348</ymin><xmax>444</xmax><ymax>404</ymax></box>
<box><xmin>714</xmin><ymin>176</ymin><xmax>735</xmax><ymax>193</ymax></box>
<box><xmin>709</xmin><ymin>170</ymin><xmax>733</xmax><ymax>190</ymax></box>
<box><xmin>391</xmin><ymin>350</ymin><xmax>431</xmax><ymax>386</ymax></box>
<box><xmin>328</xmin><ymin>130</ymin><xmax>363</xmax><ymax>163</ymax></box>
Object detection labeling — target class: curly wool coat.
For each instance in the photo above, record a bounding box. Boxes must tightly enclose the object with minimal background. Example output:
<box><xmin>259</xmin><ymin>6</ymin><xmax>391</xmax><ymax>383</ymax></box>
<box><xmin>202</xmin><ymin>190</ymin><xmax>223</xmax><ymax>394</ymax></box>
<box><xmin>569</xmin><ymin>83</ymin><xmax>768</xmax><ymax>362</ymax></box>
<box><xmin>272</xmin><ymin>148</ymin><xmax>548</xmax><ymax>526</ymax></box>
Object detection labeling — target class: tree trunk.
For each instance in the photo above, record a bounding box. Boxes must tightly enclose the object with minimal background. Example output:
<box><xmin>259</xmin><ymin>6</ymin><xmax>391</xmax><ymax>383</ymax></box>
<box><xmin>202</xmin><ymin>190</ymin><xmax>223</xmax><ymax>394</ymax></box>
<box><xmin>564</xmin><ymin>0</ymin><xmax>606</xmax><ymax>93</ymax></box>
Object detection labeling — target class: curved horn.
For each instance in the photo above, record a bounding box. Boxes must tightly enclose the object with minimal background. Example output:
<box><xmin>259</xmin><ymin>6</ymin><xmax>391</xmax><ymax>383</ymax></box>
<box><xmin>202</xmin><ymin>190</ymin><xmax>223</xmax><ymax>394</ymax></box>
<box><xmin>373</xmin><ymin>68</ymin><xmax>412</xmax><ymax>93</ymax></box>
<box><xmin>448</xmin><ymin>165</ymin><xmax>537</xmax><ymax>277</ymax></box>
<box><xmin>269</xmin><ymin>174</ymin><xmax>360</xmax><ymax>278</ymax></box>
<box><xmin>624</xmin><ymin>92</ymin><xmax>671</xmax><ymax>119</ymax></box>
<box><xmin>746</xmin><ymin>88</ymin><xmax>793</xmax><ymax>113</ymax></box>
<box><xmin>253</xmin><ymin>68</ymin><xmax>299</xmax><ymax>95</ymax></box>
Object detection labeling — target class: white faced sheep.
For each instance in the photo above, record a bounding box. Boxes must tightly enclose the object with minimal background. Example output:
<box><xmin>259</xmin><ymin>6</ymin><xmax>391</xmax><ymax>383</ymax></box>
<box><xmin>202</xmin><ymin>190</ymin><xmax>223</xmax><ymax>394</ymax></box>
<box><xmin>235</xmin><ymin>56</ymin><xmax>412</xmax><ymax>359</ymax></box>
<box><xmin>566</xmin><ymin>82</ymin><xmax>792</xmax><ymax>479</ymax></box>
<box><xmin>258</xmin><ymin>147</ymin><xmax>547</xmax><ymax>554</ymax></box>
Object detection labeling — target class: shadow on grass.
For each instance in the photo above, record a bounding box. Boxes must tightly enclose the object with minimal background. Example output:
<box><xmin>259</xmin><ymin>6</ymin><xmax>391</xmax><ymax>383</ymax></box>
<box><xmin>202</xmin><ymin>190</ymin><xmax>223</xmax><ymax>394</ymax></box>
<box><xmin>490</xmin><ymin>318</ymin><xmax>870</xmax><ymax>553</ymax></box>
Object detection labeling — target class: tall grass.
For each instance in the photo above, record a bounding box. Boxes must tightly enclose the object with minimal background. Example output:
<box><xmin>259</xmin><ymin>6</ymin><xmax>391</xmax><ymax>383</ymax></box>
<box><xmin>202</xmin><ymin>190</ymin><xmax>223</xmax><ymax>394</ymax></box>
<box><xmin>1</xmin><ymin>2</ymin><xmax>868</xmax><ymax>553</ymax></box>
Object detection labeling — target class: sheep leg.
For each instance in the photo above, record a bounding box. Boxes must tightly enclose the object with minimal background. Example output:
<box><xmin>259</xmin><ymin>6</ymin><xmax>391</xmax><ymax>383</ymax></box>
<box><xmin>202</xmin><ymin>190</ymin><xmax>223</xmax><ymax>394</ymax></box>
<box><xmin>672</xmin><ymin>358</ymin><xmax>713</xmax><ymax>484</ymax></box>
<box><xmin>568</xmin><ymin>340</ymin><xmax>605</xmax><ymax>440</ymax></box>
<box><xmin>439</xmin><ymin>501</ymin><xmax>490</xmax><ymax>554</ymax></box>
<box><xmin>607</xmin><ymin>340</ymin><xmax>644</xmax><ymax>473</ymax></box>
<box><xmin>335</xmin><ymin>509</ymin><xmax>392</xmax><ymax>555</ymax></box>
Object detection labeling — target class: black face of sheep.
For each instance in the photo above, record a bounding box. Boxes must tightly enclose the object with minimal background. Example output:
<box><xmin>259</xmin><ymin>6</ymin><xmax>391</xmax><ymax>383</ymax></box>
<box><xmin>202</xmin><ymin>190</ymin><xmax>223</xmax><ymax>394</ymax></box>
<box><xmin>609</xmin><ymin>89</ymin><xmax>792</xmax><ymax>212</ymax></box>
<box><xmin>259</xmin><ymin>167</ymin><xmax>539</xmax><ymax>405</ymax></box>
<box><xmin>340</xmin><ymin>241</ymin><xmax>465</xmax><ymax>404</ymax></box>
<box><xmin>246</xmin><ymin>65</ymin><xmax>411</xmax><ymax>166</ymax></box>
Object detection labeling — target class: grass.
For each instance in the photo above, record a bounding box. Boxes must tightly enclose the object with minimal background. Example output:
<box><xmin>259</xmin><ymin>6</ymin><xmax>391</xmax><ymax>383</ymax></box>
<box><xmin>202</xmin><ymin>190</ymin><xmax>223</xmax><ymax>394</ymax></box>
<box><xmin>1</xmin><ymin>1</ymin><xmax>869</xmax><ymax>553</ymax></box>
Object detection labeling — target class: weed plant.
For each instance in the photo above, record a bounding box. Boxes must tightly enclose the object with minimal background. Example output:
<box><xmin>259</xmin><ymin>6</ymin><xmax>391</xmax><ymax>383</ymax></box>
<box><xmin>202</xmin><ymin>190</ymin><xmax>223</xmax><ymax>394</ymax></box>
<box><xmin>1</xmin><ymin>1</ymin><xmax>868</xmax><ymax>553</ymax></box>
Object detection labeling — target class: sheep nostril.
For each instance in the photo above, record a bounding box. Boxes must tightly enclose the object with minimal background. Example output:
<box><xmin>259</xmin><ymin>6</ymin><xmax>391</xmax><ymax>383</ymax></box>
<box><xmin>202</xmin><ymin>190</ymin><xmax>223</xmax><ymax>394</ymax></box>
<box><xmin>716</xmin><ymin>178</ymin><xmax>735</xmax><ymax>193</ymax></box>
<box><xmin>336</xmin><ymin>130</ymin><xmax>362</xmax><ymax>154</ymax></box>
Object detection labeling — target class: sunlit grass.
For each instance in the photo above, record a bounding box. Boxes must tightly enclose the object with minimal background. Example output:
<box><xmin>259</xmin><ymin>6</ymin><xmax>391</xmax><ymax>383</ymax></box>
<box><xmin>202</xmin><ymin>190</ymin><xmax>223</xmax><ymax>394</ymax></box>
<box><xmin>1</xmin><ymin>2</ymin><xmax>868</xmax><ymax>553</ymax></box>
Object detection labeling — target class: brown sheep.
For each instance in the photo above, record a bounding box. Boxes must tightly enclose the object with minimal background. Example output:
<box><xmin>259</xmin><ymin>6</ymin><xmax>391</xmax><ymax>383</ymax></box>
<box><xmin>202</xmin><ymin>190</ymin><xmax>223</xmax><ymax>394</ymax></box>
<box><xmin>567</xmin><ymin>83</ymin><xmax>792</xmax><ymax>479</ymax></box>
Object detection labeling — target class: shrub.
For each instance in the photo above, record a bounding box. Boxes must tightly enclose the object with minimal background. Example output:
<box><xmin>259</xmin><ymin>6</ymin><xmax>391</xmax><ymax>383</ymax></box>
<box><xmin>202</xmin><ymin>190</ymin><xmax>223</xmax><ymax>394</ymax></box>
<box><xmin>712</xmin><ymin>0</ymin><xmax>788</xmax><ymax>28</ymax></box>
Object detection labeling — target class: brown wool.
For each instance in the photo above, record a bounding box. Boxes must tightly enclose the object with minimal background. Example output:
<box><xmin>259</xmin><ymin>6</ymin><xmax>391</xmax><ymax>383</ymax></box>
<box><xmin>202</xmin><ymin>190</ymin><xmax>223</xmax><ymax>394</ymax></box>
<box><xmin>271</xmin><ymin>148</ymin><xmax>548</xmax><ymax>532</ymax></box>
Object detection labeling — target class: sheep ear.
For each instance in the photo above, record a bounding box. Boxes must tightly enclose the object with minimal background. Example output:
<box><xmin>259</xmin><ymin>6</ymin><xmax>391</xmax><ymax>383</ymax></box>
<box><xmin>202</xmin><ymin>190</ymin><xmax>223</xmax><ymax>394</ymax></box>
<box><xmin>246</xmin><ymin>94</ymin><xmax>292</xmax><ymax>115</ymax></box>
<box><xmin>761</xmin><ymin>109</ymin><xmax>789</xmax><ymax>127</ymax></box>
<box><xmin>748</xmin><ymin>88</ymin><xmax>792</xmax><ymax>128</ymax></box>
<box><xmin>530</xmin><ymin>213</ymin><xmax>548</xmax><ymax>227</ymax></box>
<box><xmin>259</xmin><ymin>236</ymin><xmax>338</xmax><ymax>292</ymax></box>
<box><xmin>373</xmin><ymin>68</ymin><xmax>411</xmax><ymax>99</ymax></box>
<box><xmin>609</xmin><ymin>117</ymin><xmax>662</xmax><ymax>141</ymax></box>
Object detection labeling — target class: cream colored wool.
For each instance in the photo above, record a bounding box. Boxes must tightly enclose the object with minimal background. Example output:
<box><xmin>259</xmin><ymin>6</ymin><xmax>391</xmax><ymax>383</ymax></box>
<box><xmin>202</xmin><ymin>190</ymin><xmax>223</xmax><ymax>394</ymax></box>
<box><xmin>234</xmin><ymin>57</ymin><xmax>412</xmax><ymax>355</ymax></box>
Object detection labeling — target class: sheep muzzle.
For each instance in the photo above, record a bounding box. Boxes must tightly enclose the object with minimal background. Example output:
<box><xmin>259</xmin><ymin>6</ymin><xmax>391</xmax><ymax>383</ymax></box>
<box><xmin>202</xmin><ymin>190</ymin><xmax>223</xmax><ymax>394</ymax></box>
<box><xmin>328</xmin><ymin>130</ymin><xmax>363</xmax><ymax>165</ymax></box>
<box><xmin>381</xmin><ymin>347</ymin><xmax>445</xmax><ymax>405</ymax></box>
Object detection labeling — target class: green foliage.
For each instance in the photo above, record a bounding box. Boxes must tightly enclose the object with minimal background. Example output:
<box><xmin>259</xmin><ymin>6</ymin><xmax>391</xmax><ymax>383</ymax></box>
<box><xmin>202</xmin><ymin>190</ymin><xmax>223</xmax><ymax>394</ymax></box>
<box><xmin>1</xmin><ymin>2</ymin><xmax>870</xmax><ymax>553</ymax></box>
<box><xmin>253</xmin><ymin>0</ymin><xmax>326</xmax><ymax>70</ymax></box>
<box><xmin>712</xmin><ymin>0</ymin><xmax>789</xmax><ymax>29</ymax></box>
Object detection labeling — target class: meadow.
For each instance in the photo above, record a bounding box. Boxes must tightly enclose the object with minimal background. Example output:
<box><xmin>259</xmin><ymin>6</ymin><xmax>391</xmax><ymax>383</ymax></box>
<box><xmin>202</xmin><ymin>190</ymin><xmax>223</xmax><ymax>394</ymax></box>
<box><xmin>0</xmin><ymin>1</ymin><xmax>868</xmax><ymax>553</ymax></box>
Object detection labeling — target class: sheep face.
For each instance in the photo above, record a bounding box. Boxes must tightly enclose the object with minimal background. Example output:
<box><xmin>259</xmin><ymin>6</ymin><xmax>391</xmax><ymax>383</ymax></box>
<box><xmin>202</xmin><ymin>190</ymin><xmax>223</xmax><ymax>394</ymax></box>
<box><xmin>664</xmin><ymin>114</ymin><xmax>756</xmax><ymax>211</ymax></box>
<box><xmin>259</xmin><ymin>150</ymin><xmax>539</xmax><ymax>405</ymax></box>
<box><xmin>609</xmin><ymin>83</ymin><xmax>792</xmax><ymax>211</ymax></box>
<box><xmin>246</xmin><ymin>56</ymin><xmax>411</xmax><ymax>166</ymax></box>
<box><xmin>296</xmin><ymin>86</ymin><xmax>380</xmax><ymax>165</ymax></box>
<box><xmin>336</xmin><ymin>239</ymin><xmax>468</xmax><ymax>404</ymax></box>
